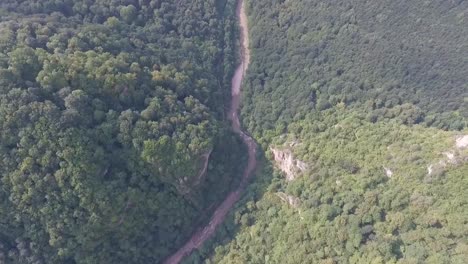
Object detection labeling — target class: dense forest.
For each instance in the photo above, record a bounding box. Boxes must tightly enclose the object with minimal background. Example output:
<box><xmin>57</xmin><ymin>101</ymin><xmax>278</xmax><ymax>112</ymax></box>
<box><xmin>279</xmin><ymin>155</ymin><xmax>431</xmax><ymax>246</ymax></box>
<box><xmin>1</xmin><ymin>0</ymin><xmax>468</xmax><ymax>263</ymax></box>
<box><xmin>184</xmin><ymin>0</ymin><xmax>468</xmax><ymax>263</ymax></box>
<box><xmin>0</xmin><ymin>0</ymin><xmax>244</xmax><ymax>263</ymax></box>
<box><xmin>241</xmin><ymin>0</ymin><xmax>467</xmax><ymax>140</ymax></box>
<box><xmin>203</xmin><ymin>111</ymin><xmax>468</xmax><ymax>263</ymax></box>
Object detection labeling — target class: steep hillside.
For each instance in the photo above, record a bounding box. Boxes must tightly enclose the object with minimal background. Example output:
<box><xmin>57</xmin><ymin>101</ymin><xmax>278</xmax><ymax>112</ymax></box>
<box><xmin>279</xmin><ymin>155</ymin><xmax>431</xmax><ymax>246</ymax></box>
<box><xmin>0</xmin><ymin>0</ymin><xmax>243</xmax><ymax>263</ymax></box>
<box><xmin>241</xmin><ymin>0</ymin><xmax>467</xmax><ymax>138</ymax></box>
<box><xmin>209</xmin><ymin>110</ymin><xmax>468</xmax><ymax>263</ymax></box>
<box><xmin>187</xmin><ymin>0</ymin><xmax>468</xmax><ymax>263</ymax></box>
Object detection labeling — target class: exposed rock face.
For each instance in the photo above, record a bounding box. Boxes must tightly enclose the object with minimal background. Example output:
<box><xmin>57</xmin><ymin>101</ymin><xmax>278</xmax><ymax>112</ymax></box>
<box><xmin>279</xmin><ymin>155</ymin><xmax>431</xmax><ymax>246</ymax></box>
<box><xmin>443</xmin><ymin>151</ymin><xmax>456</xmax><ymax>164</ymax></box>
<box><xmin>271</xmin><ymin>147</ymin><xmax>307</xmax><ymax>181</ymax></box>
<box><xmin>427</xmin><ymin>165</ymin><xmax>433</xmax><ymax>175</ymax></box>
<box><xmin>176</xmin><ymin>149</ymin><xmax>213</xmax><ymax>195</ymax></box>
<box><xmin>383</xmin><ymin>167</ymin><xmax>393</xmax><ymax>178</ymax></box>
<box><xmin>456</xmin><ymin>135</ymin><xmax>468</xmax><ymax>149</ymax></box>
<box><xmin>426</xmin><ymin>135</ymin><xmax>468</xmax><ymax>177</ymax></box>
<box><xmin>194</xmin><ymin>149</ymin><xmax>212</xmax><ymax>185</ymax></box>
<box><xmin>276</xmin><ymin>192</ymin><xmax>301</xmax><ymax>208</ymax></box>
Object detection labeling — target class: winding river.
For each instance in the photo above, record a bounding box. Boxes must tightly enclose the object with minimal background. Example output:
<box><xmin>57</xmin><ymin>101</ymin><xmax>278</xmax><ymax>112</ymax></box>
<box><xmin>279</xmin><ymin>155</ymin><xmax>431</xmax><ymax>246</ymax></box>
<box><xmin>162</xmin><ymin>0</ymin><xmax>256</xmax><ymax>263</ymax></box>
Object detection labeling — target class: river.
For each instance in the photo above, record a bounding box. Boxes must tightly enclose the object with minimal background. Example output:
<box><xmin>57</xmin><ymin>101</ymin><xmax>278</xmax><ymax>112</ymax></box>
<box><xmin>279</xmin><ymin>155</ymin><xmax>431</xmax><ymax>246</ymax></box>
<box><xmin>162</xmin><ymin>0</ymin><xmax>256</xmax><ymax>263</ymax></box>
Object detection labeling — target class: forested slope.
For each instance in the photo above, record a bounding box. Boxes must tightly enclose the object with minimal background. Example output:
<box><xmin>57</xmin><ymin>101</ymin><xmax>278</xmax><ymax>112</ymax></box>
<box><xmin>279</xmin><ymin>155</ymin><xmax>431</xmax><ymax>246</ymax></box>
<box><xmin>241</xmin><ymin>0</ymin><xmax>467</xmax><ymax>139</ymax></box>
<box><xmin>190</xmin><ymin>0</ymin><xmax>468</xmax><ymax>263</ymax></box>
<box><xmin>208</xmin><ymin>111</ymin><xmax>468</xmax><ymax>263</ymax></box>
<box><xmin>0</xmin><ymin>0</ymin><xmax>242</xmax><ymax>263</ymax></box>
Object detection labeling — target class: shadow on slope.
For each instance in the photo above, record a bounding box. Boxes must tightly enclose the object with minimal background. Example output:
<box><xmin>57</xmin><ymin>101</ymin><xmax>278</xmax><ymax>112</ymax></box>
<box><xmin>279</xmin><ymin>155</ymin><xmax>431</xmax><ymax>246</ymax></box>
<box><xmin>181</xmin><ymin>148</ymin><xmax>275</xmax><ymax>264</ymax></box>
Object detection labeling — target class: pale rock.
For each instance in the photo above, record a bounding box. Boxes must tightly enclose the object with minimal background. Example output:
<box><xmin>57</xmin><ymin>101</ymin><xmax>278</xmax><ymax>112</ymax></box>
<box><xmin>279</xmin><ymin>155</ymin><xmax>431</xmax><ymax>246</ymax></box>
<box><xmin>271</xmin><ymin>148</ymin><xmax>308</xmax><ymax>181</ymax></box>
<box><xmin>383</xmin><ymin>167</ymin><xmax>393</xmax><ymax>178</ymax></box>
<box><xmin>456</xmin><ymin>135</ymin><xmax>468</xmax><ymax>149</ymax></box>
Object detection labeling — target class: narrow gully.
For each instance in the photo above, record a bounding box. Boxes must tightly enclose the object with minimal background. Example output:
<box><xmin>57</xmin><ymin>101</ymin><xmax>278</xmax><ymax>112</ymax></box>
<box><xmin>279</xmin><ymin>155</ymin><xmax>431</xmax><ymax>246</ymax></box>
<box><xmin>162</xmin><ymin>0</ymin><xmax>256</xmax><ymax>263</ymax></box>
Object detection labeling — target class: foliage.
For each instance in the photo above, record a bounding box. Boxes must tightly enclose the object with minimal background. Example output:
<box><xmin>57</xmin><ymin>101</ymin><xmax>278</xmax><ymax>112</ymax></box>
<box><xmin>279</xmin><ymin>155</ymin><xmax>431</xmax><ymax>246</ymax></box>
<box><xmin>208</xmin><ymin>110</ymin><xmax>468</xmax><ymax>263</ymax></box>
<box><xmin>240</xmin><ymin>0</ymin><xmax>467</xmax><ymax>138</ymax></box>
<box><xmin>0</xmin><ymin>0</ymin><xmax>241</xmax><ymax>263</ymax></box>
<box><xmin>192</xmin><ymin>0</ymin><xmax>468</xmax><ymax>263</ymax></box>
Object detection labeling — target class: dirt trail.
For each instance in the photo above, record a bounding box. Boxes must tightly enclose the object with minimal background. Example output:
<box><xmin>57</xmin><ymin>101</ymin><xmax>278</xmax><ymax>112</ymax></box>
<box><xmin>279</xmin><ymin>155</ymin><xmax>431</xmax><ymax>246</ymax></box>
<box><xmin>162</xmin><ymin>0</ymin><xmax>256</xmax><ymax>263</ymax></box>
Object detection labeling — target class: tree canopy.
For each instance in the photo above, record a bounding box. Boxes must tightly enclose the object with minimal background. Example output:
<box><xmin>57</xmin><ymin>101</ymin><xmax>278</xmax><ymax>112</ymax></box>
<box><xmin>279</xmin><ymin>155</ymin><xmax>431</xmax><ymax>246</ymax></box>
<box><xmin>186</xmin><ymin>0</ymin><xmax>468</xmax><ymax>263</ymax></box>
<box><xmin>0</xmin><ymin>0</ymin><xmax>243</xmax><ymax>263</ymax></box>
